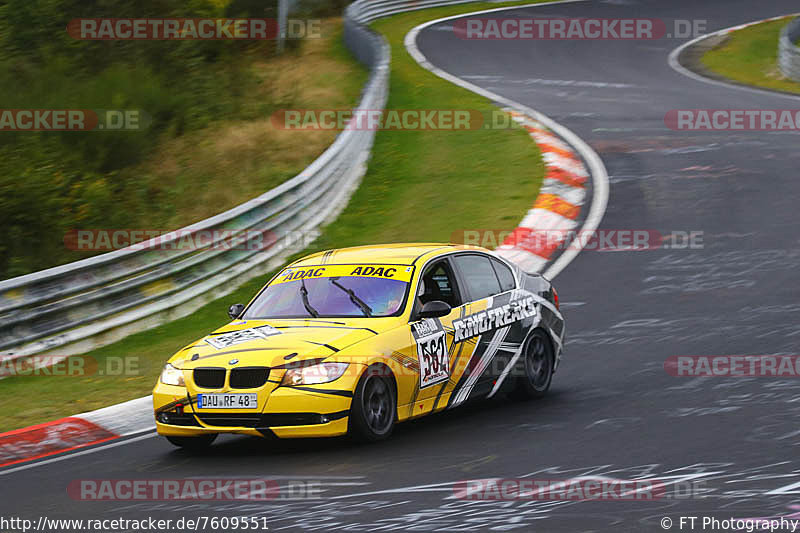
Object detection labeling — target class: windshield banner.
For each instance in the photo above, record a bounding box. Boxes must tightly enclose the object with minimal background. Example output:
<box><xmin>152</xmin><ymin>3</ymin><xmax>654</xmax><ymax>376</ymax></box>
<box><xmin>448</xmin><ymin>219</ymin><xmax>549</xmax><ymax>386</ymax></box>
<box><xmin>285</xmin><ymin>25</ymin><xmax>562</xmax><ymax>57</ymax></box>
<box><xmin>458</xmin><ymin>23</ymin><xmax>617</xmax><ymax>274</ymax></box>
<box><xmin>271</xmin><ymin>264</ymin><xmax>415</xmax><ymax>285</ymax></box>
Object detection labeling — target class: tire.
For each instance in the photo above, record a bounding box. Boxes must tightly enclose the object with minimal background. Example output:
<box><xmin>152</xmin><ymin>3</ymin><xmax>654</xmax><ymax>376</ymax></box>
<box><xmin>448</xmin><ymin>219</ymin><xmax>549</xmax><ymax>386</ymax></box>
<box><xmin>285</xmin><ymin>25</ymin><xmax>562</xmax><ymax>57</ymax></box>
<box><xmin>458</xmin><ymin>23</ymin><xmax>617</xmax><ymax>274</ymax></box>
<box><xmin>510</xmin><ymin>330</ymin><xmax>555</xmax><ymax>400</ymax></box>
<box><xmin>165</xmin><ymin>434</ymin><xmax>217</xmax><ymax>449</ymax></box>
<box><xmin>348</xmin><ymin>365</ymin><xmax>396</xmax><ymax>442</ymax></box>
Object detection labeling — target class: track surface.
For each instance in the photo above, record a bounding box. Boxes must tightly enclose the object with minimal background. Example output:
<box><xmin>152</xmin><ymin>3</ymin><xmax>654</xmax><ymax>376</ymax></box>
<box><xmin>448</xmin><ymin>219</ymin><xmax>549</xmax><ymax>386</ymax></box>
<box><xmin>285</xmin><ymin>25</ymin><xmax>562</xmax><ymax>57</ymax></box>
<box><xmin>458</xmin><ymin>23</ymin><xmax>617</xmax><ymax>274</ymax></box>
<box><xmin>4</xmin><ymin>1</ymin><xmax>800</xmax><ymax>531</ymax></box>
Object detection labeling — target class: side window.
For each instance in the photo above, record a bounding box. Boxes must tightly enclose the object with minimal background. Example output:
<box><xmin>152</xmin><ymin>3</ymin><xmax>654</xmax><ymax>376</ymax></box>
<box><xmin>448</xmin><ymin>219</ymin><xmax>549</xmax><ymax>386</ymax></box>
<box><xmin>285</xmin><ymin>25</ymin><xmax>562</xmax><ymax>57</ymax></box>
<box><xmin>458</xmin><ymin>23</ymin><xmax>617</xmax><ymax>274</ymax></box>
<box><xmin>452</xmin><ymin>254</ymin><xmax>502</xmax><ymax>302</ymax></box>
<box><xmin>491</xmin><ymin>257</ymin><xmax>516</xmax><ymax>292</ymax></box>
<box><xmin>417</xmin><ymin>260</ymin><xmax>461</xmax><ymax>309</ymax></box>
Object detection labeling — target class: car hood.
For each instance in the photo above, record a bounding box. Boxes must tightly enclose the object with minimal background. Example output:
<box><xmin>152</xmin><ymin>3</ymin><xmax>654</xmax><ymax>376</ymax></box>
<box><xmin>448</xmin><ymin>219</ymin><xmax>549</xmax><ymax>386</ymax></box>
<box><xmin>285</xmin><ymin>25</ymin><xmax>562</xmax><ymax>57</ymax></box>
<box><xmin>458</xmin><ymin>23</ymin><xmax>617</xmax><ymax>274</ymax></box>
<box><xmin>170</xmin><ymin>318</ymin><xmax>389</xmax><ymax>369</ymax></box>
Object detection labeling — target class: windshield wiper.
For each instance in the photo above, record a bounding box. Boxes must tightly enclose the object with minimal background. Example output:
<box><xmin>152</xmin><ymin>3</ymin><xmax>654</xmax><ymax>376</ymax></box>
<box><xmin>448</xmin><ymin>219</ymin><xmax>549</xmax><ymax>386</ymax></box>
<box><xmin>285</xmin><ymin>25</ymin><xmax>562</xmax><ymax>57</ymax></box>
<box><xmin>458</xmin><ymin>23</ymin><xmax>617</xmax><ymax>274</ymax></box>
<box><xmin>329</xmin><ymin>278</ymin><xmax>372</xmax><ymax>317</ymax></box>
<box><xmin>299</xmin><ymin>279</ymin><xmax>320</xmax><ymax>318</ymax></box>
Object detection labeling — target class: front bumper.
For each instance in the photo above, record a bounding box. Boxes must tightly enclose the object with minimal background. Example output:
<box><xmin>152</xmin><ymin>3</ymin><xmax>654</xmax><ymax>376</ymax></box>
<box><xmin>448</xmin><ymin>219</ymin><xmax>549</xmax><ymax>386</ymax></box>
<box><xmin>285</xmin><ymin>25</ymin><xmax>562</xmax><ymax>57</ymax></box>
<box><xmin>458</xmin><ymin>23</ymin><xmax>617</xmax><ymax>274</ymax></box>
<box><xmin>153</xmin><ymin>375</ymin><xmax>358</xmax><ymax>439</ymax></box>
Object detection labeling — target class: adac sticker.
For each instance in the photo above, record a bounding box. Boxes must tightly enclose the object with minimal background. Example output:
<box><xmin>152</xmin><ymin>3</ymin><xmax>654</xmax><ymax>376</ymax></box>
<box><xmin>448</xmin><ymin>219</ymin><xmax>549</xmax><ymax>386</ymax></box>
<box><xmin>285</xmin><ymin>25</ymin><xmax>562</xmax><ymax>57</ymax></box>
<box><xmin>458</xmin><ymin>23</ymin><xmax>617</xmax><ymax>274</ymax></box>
<box><xmin>272</xmin><ymin>264</ymin><xmax>414</xmax><ymax>285</ymax></box>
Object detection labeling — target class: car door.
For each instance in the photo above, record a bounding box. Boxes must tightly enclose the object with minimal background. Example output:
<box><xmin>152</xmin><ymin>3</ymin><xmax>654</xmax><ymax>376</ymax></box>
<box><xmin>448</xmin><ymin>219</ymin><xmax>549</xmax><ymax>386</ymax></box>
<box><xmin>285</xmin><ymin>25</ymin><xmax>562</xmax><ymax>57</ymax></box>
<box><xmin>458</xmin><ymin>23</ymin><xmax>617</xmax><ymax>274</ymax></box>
<box><xmin>403</xmin><ymin>257</ymin><xmax>470</xmax><ymax>416</ymax></box>
<box><xmin>447</xmin><ymin>253</ymin><xmax>532</xmax><ymax>407</ymax></box>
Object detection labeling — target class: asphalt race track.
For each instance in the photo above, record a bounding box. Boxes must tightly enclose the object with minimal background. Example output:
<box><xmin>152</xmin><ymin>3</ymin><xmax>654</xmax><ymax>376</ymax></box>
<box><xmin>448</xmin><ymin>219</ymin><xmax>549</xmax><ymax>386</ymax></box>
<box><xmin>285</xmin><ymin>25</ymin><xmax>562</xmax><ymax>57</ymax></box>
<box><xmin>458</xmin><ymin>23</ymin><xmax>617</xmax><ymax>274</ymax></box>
<box><xmin>4</xmin><ymin>1</ymin><xmax>800</xmax><ymax>531</ymax></box>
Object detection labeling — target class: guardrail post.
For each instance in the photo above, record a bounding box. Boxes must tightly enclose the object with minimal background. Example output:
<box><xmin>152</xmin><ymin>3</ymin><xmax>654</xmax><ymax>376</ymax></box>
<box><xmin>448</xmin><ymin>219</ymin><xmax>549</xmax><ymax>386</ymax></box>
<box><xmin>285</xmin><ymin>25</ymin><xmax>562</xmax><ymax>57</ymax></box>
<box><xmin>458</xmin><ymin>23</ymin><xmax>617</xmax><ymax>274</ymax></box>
<box><xmin>277</xmin><ymin>0</ymin><xmax>289</xmax><ymax>53</ymax></box>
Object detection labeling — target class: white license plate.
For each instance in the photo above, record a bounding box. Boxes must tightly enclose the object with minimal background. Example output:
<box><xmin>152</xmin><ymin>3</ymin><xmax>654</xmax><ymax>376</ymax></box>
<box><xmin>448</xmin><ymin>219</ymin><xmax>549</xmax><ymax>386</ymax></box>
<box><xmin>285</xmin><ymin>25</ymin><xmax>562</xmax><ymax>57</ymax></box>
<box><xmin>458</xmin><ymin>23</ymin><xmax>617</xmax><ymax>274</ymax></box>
<box><xmin>197</xmin><ymin>393</ymin><xmax>258</xmax><ymax>409</ymax></box>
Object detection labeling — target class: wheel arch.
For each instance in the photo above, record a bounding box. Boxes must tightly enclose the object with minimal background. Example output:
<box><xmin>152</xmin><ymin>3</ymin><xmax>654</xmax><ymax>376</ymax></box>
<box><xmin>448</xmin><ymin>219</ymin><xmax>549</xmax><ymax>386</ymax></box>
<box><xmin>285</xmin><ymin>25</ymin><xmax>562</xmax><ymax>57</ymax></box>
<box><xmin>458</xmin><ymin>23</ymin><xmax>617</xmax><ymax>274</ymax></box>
<box><xmin>361</xmin><ymin>361</ymin><xmax>399</xmax><ymax>407</ymax></box>
<box><xmin>519</xmin><ymin>325</ymin><xmax>557</xmax><ymax>373</ymax></box>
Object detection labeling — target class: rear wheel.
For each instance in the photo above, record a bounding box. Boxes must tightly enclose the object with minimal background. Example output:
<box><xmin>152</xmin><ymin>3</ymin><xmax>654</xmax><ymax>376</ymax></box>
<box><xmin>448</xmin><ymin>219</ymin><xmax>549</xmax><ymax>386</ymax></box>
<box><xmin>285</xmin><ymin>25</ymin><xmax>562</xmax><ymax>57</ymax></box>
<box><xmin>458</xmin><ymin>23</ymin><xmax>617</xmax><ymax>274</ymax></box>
<box><xmin>349</xmin><ymin>366</ymin><xmax>396</xmax><ymax>442</ymax></box>
<box><xmin>510</xmin><ymin>330</ymin><xmax>554</xmax><ymax>400</ymax></box>
<box><xmin>165</xmin><ymin>434</ymin><xmax>217</xmax><ymax>449</ymax></box>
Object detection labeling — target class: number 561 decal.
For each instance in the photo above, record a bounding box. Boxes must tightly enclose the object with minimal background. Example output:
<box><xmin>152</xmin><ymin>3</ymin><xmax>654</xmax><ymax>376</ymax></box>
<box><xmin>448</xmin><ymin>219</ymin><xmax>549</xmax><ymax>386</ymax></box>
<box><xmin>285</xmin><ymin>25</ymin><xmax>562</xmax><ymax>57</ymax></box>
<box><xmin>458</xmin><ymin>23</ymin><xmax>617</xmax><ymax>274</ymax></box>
<box><xmin>412</xmin><ymin>318</ymin><xmax>450</xmax><ymax>388</ymax></box>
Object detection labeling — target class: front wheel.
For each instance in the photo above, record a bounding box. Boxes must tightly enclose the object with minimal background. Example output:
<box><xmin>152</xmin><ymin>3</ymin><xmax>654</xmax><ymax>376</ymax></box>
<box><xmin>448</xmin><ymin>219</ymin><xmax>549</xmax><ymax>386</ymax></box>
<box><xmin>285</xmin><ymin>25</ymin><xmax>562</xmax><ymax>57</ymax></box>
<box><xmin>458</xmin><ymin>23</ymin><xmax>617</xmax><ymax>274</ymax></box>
<box><xmin>349</xmin><ymin>366</ymin><xmax>396</xmax><ymax>442</ymax></box>
<box><xmin>165</xmin><ymin>434</ymin><xmax>217</xmax><ymax>449</ymax></box>
<box><xmin>510</xmin><ymin>330</ymin><xmax>554</xmax><ymax>400</ymax></box>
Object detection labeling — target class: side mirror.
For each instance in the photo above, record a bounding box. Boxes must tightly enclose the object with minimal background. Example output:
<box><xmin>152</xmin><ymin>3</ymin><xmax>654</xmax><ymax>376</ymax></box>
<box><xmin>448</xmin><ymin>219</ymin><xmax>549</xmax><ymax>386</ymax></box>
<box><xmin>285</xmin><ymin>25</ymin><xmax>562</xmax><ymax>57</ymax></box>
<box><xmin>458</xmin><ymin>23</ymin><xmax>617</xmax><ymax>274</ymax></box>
<box><xmin>418</xmin><ymin>300</ymin><xmax>451</xmax><ymax>319</ymax></box>
<box><xmin>228</xmin><ymin>303</ymin><xmax>245</xmax><ymax>320</ymax></box>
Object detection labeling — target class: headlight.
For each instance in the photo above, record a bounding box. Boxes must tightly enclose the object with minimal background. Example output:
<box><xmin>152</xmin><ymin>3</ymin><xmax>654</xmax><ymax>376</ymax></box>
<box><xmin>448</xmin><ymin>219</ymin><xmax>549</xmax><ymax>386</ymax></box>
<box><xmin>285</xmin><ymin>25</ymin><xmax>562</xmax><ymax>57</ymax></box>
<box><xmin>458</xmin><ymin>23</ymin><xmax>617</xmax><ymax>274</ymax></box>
<box><xmin>160</xmin><ymin>363</ymin><xmax>185</xmax><ymax>386</ymax></box>
<box><xmin>281</xmin><ymin>362</ymin><xmax>349</xmax><ymax>386</ymax></box>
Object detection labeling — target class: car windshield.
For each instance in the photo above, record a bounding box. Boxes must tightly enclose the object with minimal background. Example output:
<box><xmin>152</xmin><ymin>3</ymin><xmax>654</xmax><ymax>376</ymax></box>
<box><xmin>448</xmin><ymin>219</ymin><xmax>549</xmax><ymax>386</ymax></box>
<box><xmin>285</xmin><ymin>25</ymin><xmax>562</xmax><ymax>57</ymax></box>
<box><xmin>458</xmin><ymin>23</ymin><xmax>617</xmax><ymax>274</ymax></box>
<box><xmin>243</xmin><ymin>264</ymin><xmax>413</xmax><ymax>318</ymax></box>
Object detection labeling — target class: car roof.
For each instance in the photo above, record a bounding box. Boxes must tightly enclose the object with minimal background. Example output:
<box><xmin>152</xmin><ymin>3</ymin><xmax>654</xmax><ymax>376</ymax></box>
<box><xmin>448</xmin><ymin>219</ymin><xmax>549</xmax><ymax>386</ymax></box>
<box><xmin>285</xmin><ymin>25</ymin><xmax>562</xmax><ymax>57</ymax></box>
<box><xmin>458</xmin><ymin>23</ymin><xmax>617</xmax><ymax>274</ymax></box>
<box><xmin>289</xmin><ymin>243</ymin><xmax>491</xmax><ymax>267</ymax></box>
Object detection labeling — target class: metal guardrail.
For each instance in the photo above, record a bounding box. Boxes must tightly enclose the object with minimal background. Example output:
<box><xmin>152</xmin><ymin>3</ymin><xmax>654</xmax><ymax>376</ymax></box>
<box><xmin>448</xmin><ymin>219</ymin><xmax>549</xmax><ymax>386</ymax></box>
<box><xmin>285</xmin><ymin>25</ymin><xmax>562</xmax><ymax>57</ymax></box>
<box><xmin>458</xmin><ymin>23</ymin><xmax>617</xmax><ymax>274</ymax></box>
<box><xmin>779</xmin><ymin>17</ymin><xmax>800</xmax><ymax>81</ymax></box>
<box><xmin>1</xmin><ymin>0</ymin><xmax>488</xmax><ymax>360</ymax></box>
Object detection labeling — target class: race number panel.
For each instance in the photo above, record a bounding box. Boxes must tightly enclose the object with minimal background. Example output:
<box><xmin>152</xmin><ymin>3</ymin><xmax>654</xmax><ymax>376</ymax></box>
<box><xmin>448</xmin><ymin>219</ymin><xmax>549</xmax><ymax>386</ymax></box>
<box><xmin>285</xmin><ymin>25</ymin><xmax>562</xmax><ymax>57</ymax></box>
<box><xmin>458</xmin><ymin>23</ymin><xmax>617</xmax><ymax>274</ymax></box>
<box><xmin>412</xmin><ymin>318</ymin><xmax>450</xmax><ymax>388</ymax></box>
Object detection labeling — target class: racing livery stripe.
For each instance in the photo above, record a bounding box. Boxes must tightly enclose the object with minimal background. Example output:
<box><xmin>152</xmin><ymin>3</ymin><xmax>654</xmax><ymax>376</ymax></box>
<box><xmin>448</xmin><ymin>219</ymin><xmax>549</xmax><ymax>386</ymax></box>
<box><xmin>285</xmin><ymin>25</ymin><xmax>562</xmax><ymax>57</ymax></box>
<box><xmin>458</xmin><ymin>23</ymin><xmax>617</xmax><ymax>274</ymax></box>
<box><xmin>488</xmin><ymin>315</ymin><xmax>543</xmax><ymax>398</ymax></box>
<box><xmin>451</xmin><ymin>324</ymin><xmax>510</xmax><ymax>408</ymax></box>
<box><xmin>446</xmin><ymin>288</ymin><xmax>548</xmax><ymax>407</ymax></box>
<box><xmin>447</xmin><ymin>331</ymin><xmax>486</xmax><ymax>407</ymax></box>
<box><xmin>432</xmin><ymin>305</ymin><xmax>467</xmax><ymax>411</ymax></box>
<box><xmin>272</xmin><ymin>325</ymin><xmax>379</xmax><ymax>335</ymax></box>
<box><xmin>389</xmin><ymin>351</ymin><xmax>420</xmax><ymax>372</ymax></box>
<box><xmin>304</xmin><ymin>341</ymin><xmax>340</xmax><ymax>352</ymax></box>
<box><xmin>284</xmin><ymin>386</ymin><xmax>353</xmax><ymax>398</ymax></box>
<box><xmin>407</xmin><ymin>381</ymin><xmax>420</xmax><ymax>418</ymax></box>
<box><xmin>449</xmin><ymin>295</ymin><xmax>496</xmax><ymax>408</ymax></box>
<box><xmin>155</xmin><ymin>395</ymin><xmax>195</xmax><ymax>413</ymax></box>
<box><xmin>270</xmin><ymin>357</ymin><xmax>329</xmax><ymax>370</ymax></box>
<box><xmin>177</xmin><ymin>348</ymin><xmax>317</xmax><ymax>365</ymax></box>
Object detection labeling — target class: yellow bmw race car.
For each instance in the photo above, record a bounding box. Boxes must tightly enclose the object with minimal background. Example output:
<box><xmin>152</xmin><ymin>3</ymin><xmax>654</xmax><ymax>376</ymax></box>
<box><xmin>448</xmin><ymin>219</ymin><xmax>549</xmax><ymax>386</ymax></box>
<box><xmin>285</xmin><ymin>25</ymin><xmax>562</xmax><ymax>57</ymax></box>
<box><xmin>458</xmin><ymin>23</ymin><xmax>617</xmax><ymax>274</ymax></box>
<box><xmin>153</xmin><ymin>243</ymin><xmax>565</xmax><ymax>447</ymax></box>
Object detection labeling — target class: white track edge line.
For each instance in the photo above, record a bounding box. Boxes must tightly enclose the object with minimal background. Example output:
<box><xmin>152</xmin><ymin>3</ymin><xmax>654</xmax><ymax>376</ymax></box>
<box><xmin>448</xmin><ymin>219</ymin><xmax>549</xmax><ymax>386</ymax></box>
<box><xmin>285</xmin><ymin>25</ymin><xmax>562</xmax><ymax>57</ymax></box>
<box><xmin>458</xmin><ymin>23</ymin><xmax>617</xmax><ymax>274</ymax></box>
<box><xmin>667</xmin><ymin>13</ymin><xmax>800</xmax><ymax>102</ymax></box>
<box><xmin>403</xmin><ymin>0</ymin><xmax>609</xmax><ymax>280</ymax></box>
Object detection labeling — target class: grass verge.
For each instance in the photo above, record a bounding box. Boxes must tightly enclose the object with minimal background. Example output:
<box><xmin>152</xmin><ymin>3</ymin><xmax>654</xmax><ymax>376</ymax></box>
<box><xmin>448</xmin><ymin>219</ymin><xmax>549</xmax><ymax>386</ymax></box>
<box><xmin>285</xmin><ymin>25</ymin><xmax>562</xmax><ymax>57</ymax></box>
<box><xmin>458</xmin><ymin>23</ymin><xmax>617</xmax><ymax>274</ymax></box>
<box><xmin>0</xmin><ymin>1</ymin><xmax>548</xmax><ymax>432</ymax></box>
<box><xmin>0</xmin><ymin>18</ymin><xmax>367</xmax><ymax>278</ymax></box>
<box><xmin>702</xmin><ymin>16</ymin><xmax>800</xmax><ymax>95</ymax></box>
